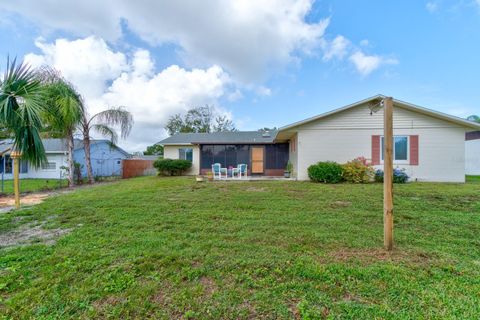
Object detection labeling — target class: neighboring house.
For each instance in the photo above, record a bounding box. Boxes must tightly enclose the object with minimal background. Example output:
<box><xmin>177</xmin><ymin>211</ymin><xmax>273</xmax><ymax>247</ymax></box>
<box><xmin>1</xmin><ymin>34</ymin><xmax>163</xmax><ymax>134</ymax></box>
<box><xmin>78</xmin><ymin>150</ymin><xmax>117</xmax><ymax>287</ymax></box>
<box><xmin>73</xmin><ymin>139</ymin><xmax>131</xmax><ymax>178</ymax></box>
<box><xmin>158</xmin><ymin>95</ymin><xmax>480</xmax><ymax>182</ymax></box>
<box><xmin>466</xmin><ymin>131</ymin><xmax>480</xmax><ymax>175</ymax></box>
<box><xmin>0</xmin><ymin>138</ymin><xmax>131</xmax><ymax>179</ymax></box>
<box><xmin>0</xmin><ymin>139</ymin><xmax>68</xmax><ymax>180</ymax></box>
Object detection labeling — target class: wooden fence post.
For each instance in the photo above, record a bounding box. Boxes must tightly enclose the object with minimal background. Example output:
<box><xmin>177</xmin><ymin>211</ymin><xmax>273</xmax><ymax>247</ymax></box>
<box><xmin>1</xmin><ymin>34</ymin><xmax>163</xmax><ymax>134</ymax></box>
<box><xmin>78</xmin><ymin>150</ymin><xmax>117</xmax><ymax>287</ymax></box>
<box><xmin>384</xmin><ymin>97</ymin><xmax>394</xmax><ymax>250</ymax></box>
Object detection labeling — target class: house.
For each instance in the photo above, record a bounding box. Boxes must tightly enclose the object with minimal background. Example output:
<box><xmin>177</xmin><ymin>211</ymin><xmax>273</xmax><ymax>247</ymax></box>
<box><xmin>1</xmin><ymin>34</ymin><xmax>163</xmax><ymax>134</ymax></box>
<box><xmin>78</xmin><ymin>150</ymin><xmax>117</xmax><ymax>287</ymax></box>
<box><xmin>0</xmin><ymin>139</ymin><xmax>69</xmax><ymax>180</ymax></box>
<box><xmin>73</xmin><ymin>139</ymin><xmax>131</xmax><ymax>178</ymax></box>
<box><xmin>0</xmin><ymin>138</ymin><xmax>130</xmax><ymax>179</ymax></box>
<box><xmin>158</xmin><ymin>95</ymin><xmax>480</xmax><ymax>182</ymax></box>
<box><xmin>466</xmin><ymin>131</ymin><xmax>480</xmax><ymax>175</ymax></box>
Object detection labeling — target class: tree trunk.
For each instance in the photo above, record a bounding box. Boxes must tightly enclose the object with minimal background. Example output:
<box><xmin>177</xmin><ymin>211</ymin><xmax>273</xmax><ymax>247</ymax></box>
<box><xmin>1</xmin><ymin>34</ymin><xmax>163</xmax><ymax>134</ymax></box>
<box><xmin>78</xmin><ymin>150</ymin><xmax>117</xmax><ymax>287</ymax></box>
<box><xmin>67</xmin><ymin>132</ymin><xmax>75</xmax><ymax>188</ymax></box>
<box><xmin>83</xmin><ymin>126</ymin><xmax>94</xmax><ymax>184</ymax></box>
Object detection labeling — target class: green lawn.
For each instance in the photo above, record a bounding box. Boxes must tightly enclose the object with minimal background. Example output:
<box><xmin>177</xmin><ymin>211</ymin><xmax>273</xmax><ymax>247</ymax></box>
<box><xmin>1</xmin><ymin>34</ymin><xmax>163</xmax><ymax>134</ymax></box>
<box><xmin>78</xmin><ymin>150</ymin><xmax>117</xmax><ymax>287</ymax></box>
<box><xmin>0</xmin><ymin>178</ymin><xmax>67</xmax><ymax>195</ymax></box>
<box><xmin>1</xmin><ymin>177</ymin><xmax>479</xmax><ymax>319</ymax></box>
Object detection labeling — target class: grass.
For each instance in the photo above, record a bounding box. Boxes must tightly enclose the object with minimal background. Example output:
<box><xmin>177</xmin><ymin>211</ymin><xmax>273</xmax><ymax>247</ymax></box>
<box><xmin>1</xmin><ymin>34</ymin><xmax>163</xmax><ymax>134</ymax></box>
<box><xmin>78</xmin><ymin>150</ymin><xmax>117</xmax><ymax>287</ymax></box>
<box><xmin>466</xmin><ymin>175</ymin><xmax>480</xmax><ymax>183</ymax></box>
<box><xmin>0</xmin><ymin>179</ymin><xmax>67</xmax><ymax>195</ymax></box>
<box><xmin>0</xmin><ymin>176</ymin><xmax>479</xmax><ymax>319</ymax></box>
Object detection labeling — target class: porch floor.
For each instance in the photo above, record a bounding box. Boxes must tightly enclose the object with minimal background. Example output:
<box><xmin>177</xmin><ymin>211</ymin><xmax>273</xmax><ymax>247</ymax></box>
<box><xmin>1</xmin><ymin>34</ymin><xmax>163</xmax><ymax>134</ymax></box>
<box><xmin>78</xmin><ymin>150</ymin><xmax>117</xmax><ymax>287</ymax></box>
<box><xmin>210</xmin><ymin>176</ymin><xmax>296</xmax><ymax>181</ymax></box>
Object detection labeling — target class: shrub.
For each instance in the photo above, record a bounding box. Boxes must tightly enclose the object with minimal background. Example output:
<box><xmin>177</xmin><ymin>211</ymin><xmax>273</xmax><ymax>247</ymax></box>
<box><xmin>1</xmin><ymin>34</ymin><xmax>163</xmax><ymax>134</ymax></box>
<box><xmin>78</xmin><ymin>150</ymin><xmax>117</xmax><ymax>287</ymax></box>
<box><xmin>308</xmin><ymin>161</ymin><xmax>344</xmax><ymax>183</ymax></box>
<box><xmin>374</xmin><ymin>168</ymin><xmax>409</xmax><ymax>183</ymax></box>
<box><xmin>153</xmin><ymin>158</ymin><xmax>192</xmax><ymax>176</ymax></box>
<box><xmin>342</xmin><ymin>157</ymin><xmax>374</xmax><ymax>183</ymax></box>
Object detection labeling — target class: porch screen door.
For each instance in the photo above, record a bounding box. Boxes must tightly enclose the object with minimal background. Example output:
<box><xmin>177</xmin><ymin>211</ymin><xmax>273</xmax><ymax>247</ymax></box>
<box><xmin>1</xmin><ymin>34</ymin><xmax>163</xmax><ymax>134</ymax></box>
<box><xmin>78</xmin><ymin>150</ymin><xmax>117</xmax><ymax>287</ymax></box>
<box><xmin>251</xmin><ymin>146</ymin><xmax>264</xmax><ymax>173</ymax></box>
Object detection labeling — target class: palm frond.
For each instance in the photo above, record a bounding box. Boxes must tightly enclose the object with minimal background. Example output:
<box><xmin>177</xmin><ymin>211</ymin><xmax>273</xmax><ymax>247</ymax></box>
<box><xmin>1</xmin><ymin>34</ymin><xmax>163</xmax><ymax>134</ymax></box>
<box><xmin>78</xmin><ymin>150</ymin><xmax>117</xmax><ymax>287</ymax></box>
<box><xmin>90</xmin><ymin>107</ymin><xmax>133</xmax><ymax>139</ymax></box>
<box><xmin>92</xmin><ymin>124</ymin><xmax>118</xmax><ymax>145</ymax></box>
<box><xmin>0</xmin><ymin>57</ymin><xmax>47</xmax><ymax>167</ymax></box>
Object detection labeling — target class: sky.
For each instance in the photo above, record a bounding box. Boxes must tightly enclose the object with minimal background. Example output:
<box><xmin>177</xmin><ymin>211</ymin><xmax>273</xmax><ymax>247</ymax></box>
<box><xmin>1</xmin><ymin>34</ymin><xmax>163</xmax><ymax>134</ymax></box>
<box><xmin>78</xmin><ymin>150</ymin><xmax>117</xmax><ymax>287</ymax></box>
<box><xmin>0</xmin><ymin>0</ymin><xmax>479</xmax><ymax>152</ymax></box>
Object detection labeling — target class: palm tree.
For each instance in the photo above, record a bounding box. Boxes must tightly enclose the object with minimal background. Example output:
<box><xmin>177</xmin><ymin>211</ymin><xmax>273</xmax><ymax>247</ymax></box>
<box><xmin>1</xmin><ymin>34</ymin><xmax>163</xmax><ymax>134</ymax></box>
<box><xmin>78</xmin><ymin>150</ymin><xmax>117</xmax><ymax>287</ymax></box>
<box><xmin>80</xmin><ymin>107</ymin><xmax>133</xmax><ymax>183</ymax></box>
<box><xmin>41</xmin><ymin>69</ymin><xmax>84</xmax><ymax>187</ymax></box>
<box><xmin>0</xmin><ymin>58</ymin><xmax>47</xmax><ymax>166</ymax></box>
<box><xmin>467</xmin><ymin>115</ymin><xmax>480</xmax><ymax>123</ymax></box>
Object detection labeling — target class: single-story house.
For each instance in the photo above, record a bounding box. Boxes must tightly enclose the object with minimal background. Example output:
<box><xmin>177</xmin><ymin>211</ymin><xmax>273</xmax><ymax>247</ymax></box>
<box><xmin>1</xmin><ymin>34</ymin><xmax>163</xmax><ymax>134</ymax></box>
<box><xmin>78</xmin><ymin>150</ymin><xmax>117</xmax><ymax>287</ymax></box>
<box><xmin>73</xmin><ymin>139</ymin><xmax>130</xmax><ymax>177</ymax></box>
<box><xmin>466</xmin><ymin>131</ymin><xmax>480</xmax><ymax>175</ymax></box>
<box><xmin>0</xmin><ymin>138</ymin><xmax>130</xmax><ymax>179</ymax></box>
<box><xmin>158</xmin><ymin>95</ymin><xmax>480</xmax><ymax>182</ymax></box>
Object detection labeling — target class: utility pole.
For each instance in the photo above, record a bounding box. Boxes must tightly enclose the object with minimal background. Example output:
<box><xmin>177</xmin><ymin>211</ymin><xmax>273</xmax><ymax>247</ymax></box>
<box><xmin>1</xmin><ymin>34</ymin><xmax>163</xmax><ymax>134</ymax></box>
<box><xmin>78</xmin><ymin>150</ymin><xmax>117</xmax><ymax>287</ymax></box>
<box><xmin>383</xmin><ymin>97</ymin><xmax>394</xmax><ymax>250</ymax></box>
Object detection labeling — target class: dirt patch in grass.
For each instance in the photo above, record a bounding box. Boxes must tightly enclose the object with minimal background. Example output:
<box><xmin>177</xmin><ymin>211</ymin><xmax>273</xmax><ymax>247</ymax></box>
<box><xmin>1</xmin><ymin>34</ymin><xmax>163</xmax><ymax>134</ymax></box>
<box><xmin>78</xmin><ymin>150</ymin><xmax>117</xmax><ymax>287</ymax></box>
<box><xmin>0</xmin><ymin>220</ymin><xmax>72</xmax><ymax>248</ymax></box>
<box><xmin>92</xmin><ymin>295</ymin><xmax>125</xmax><ymax>310</ymax></box>
<box><xmin>328</xmin><ymin>248</ymin><xmax>437</xmax><ymax>265</ymax></box>
<box><xmin>246</xmin><ymin>187</ymin><xmax>267</xmax><ymax>192</ymax></box>
<box><xmin>0</xmin><ymin>193</ymin><xmax>51</xmax><ymax>208</ymax></box>
<box><xmin>330</xmin><ymin>201</ymin><xmax>351</xmax><ymax>208</ymax></box>
<box><xmin>199</xmin><ymin>276</ymin><xmax>217</xmax><ymax>297</ymax></box>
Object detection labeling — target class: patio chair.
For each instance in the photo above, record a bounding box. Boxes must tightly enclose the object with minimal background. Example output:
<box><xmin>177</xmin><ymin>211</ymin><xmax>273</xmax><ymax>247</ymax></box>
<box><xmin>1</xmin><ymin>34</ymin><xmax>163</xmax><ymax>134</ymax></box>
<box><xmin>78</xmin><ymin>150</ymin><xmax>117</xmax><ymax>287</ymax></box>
<box><xmin>233</xmin><ymin>164</ymin><xmax>248</xmax><ymax>179</ymax></box>
<box><xmin>212</xmin><ymin>163</ymin><xmax>226</xmax><ymax>179</ymax></box>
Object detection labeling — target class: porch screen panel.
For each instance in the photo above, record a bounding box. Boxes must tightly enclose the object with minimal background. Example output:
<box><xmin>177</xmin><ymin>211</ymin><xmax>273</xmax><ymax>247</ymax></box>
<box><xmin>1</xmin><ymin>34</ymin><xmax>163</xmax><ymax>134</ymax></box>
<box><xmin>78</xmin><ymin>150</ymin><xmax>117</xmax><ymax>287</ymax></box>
<box><xmin>225</xmin><ymin>145</ymin><xmax>236</xmax><ymax>167</ymax></box>
<box><xmin>213</xmin><ymin>145</ymin><xmax>226</xmax><ymax>166</ymax></box>
<box><xmin>265</xmin><ymin>144</ymin><xmax>289</xmax><ymax>169</ymax></box>
<box><xmin>200</xmin><ymin>145</ymin><xmax>214</xmax><ymax>169</ymax></box>
<box><xmin>236</xmin><ymin>145</ymin><xmax>250</xmax><ymax>167</ymax></box>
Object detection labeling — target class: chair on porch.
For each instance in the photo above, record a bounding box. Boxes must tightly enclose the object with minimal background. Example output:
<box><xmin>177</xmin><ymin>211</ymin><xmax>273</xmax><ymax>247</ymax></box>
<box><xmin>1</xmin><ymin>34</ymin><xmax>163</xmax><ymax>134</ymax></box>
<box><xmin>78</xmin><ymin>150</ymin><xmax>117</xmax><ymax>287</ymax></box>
<box><xmin>232</xmin><ymin>164</ymin><xmax>248</xmax><ymax>179</ymax></box>
<box><xmin>212</xmin><ymin>163</ymin><xmax>226</xmax><ymax>179</ymax></box>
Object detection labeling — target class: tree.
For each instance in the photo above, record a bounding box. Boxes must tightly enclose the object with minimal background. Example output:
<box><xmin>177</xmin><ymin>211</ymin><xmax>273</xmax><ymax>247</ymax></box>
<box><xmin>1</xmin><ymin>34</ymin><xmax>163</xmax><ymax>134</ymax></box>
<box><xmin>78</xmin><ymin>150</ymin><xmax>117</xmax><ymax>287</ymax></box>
<box><xmin>165</xmin><ymin>105</ymin><xmax>237</xmax><ymax>135</ymax></box>
<box><xmin>0</xmin><ymin>58</ymin><xmax>47</xmax><ymax>167</ymax></box>
<box><xmin>467</xmin><ymin>115</ymin><xmax>480</xmax><ymax>123</ymax></box>
<box><xmin>80</xmin><ymin>107</ymin><xmax>133</xmax><ymax>184</ymax></box>
<box><xmin>41</xmin><ymin>68</ymin><xmax>83</xmax><ymax>187</ymax></box>
<box><xmin>143</xmin><ymin>144</ymin><xmax>164</xmax><ymax>156</ymax></box>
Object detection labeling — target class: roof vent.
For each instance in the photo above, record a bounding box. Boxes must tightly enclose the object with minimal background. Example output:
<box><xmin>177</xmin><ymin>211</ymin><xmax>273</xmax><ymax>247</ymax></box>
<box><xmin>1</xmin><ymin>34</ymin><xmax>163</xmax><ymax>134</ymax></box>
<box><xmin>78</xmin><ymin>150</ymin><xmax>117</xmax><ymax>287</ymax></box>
<box><xmin>262</xmin><ymin>131</ymin><xmax>270</xmax><ymax>137</ymax></box>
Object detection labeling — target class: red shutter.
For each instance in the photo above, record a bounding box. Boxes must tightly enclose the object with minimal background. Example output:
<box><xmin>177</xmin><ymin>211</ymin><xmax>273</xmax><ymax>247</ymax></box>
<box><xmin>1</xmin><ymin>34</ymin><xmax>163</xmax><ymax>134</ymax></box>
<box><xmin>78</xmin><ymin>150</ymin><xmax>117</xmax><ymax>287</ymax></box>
<box><xmin>372</xmin><ymin>135</ymin><xmax>380</xmax><ymax>165</ymax></box>
<box><xmin>410</xmin><ymin>135</ymin><xmax>419</xmax><ymax>165</ymax></box>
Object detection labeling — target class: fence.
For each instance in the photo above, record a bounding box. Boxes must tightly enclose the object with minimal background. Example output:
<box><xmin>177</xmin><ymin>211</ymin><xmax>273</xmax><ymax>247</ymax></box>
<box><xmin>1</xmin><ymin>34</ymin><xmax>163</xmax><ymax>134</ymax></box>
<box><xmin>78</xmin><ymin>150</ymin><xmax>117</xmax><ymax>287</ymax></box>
<box><xmin>122</xmin><ymin>159</ymin><xmax>156</xmax><ymax>179</ymax></box>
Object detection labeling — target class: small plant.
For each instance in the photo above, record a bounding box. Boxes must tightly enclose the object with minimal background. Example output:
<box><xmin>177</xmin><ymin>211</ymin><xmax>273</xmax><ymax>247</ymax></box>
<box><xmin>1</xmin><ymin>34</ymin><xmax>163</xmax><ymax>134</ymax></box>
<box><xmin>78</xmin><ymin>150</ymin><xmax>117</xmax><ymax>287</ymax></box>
<box><xmin>375</xmin><ymin>168</ymin><xmax>409</xmax><ymax>183</ymax></box>
<box><xmin>342</xmin><ymin>157</ymin><xmax>374</xmax><ymax>183</ymax></box>
<box><xmin>153</xmin><ymin>158</ymin><xmax>192</xmax><ymax>176</ymax></box>
<box><xmin>308</xmin><ymin>161</ymin><xmax>343</xmax><ymax>183</ymax></box>
<box><xmin>285</xmin><ymin>161</ymin><xmax>293</xmax><ymax>178</ymax></box>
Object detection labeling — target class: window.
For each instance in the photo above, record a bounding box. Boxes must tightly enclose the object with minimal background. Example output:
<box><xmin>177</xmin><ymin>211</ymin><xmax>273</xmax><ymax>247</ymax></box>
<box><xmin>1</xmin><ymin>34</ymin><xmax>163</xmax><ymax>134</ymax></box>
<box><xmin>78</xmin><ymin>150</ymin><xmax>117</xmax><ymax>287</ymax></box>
<box><xmin>179</xmin><ymin>148</ymin><xmax>193</xmax><ymax>162</ymax></box>
<box><xmin>381</xmin><ymin>136</ymin><xmax>409</xmax><ymax>163</ymax></box>
<box><xmin>42</xmin><ymin>162</ymin><xmax>57</xmax><ymax>170</ymax></box>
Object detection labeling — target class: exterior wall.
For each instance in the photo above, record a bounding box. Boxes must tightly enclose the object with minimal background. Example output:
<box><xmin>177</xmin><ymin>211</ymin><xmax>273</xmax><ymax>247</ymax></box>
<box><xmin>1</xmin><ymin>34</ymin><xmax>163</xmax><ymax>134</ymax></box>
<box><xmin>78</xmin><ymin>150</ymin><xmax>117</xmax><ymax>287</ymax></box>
<box><xmin>294</xmin><ymin>103</ymin><xmax>466</xmax><ymax>182</ymax></box>
<box><xmin>466</xmin><ymin>139</ymin><xmax>480</xmax><ymax>175</ymax></box>
<box><xmin>1</xmin><ymin>153</ymin><xmax>67</xmax><ymax>180</ymax></box>
<box><xmin>163</xmin><ymin>145</ymin><xmax>200</xmax><ymax>175</ymax></box>
<box><xmin>288</xmin><ymin>133</ymin><xmax>298</xmax><ymax>178</ymax></box>
<box><xmin>74</xmin><ymin>142</ymin><xmax>128</xmax><ymax>177</ymax></box>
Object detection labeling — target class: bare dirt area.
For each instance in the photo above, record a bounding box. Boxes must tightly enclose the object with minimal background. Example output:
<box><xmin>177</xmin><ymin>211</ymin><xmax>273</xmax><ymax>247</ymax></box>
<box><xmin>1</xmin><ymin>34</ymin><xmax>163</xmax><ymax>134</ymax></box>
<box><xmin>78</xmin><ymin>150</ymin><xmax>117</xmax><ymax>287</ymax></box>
<box><xmin>0</xmin><ymin>219</ymin><xmax>72</xmax><ymax>248</ymax></box>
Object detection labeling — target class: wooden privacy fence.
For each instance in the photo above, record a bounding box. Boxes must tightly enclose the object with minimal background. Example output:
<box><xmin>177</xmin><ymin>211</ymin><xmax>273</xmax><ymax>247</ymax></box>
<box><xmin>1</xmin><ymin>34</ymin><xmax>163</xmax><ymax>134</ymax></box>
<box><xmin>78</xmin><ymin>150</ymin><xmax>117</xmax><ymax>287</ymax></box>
<box><xmin>122</xmin><ymin>159</ymin><xmax>156</xmax><ymax>179</ymax></box>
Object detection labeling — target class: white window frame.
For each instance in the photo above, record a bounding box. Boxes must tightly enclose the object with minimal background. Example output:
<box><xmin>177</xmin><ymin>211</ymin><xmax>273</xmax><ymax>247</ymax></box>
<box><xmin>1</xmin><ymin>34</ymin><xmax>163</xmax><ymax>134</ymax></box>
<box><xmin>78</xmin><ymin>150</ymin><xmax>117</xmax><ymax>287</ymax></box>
<box><xmin>178</xmin><ymin>148</ymin><xmax>193</xmax><ymax>162</ymax></box>
<box><xmin>41</xmin><ymin>162</ymin><xmax>57</xmax><ymax>171</ymax></box>
<box><xmin>381</xmin><ymin>135</ymin><xmax>410</xmax><ymax>164</ymax></box>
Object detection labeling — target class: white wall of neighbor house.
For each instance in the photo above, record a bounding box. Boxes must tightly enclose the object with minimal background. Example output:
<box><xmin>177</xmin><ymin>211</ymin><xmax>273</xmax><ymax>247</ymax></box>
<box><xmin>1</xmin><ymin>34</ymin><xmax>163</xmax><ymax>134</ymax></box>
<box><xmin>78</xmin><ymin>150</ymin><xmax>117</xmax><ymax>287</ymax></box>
<box><xmin>294</xmin><ymin>103</ymin><xmax>466</xmax><ymax>182</ymax></box>
<box><xmin>163</xmin><ymin>145</ymin><xmax>200</xmax><ymax>175</ymax></box>
<box><xmin>1</xmin><ymin>153</ymin><xmax>68</xmax><ymax>180</ymax></box>
<box><xmin>466</xmin><ymin>139</ymin><xmax>480</xmax><ymax>175</ymax></box>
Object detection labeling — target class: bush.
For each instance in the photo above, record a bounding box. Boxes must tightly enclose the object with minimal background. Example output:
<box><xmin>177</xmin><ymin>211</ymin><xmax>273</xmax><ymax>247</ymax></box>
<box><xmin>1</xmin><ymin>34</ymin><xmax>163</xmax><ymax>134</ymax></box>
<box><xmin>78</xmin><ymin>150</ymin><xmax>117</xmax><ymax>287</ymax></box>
<box><xmin>374</xmin><ymin>168</ymin><xmax>409</xmax><ymax>183</ymax></box>
<box><xmin>153</xmin><ymin>158</ymin><xmax>192</xmax><ymax>176</ymax></box>
<box><xmin>308</xmin><ymin>161</ymin><xmax>344</xmax><ymax>183</ymax></box>
<box><xmin>342</xmin><ymin>157</ymin><xmax>374</xmax><ymax>183</ymax></box>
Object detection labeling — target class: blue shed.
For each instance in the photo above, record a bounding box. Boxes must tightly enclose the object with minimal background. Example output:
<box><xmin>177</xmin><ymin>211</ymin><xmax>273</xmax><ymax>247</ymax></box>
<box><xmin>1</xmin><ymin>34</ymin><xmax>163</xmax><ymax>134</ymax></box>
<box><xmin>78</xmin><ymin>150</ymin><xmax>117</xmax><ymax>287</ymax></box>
<box><xmin>74</xmin><ymin>140</ymin><xmax>131</xmax><ymax>177</ymax></box>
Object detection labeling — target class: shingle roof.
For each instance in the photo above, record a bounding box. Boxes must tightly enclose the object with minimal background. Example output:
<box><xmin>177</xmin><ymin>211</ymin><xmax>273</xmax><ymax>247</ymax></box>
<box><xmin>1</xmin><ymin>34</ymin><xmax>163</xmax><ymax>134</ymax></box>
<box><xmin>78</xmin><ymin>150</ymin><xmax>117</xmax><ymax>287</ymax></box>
<box><xmin>158</xmin><ymin>131</ymin><xmax>278</xmax><ymax>145</ymax></box>
<box><xmin>0</xmin><ymin>138</ymin><xmax>68</xmax><ymax>154</ymax></box>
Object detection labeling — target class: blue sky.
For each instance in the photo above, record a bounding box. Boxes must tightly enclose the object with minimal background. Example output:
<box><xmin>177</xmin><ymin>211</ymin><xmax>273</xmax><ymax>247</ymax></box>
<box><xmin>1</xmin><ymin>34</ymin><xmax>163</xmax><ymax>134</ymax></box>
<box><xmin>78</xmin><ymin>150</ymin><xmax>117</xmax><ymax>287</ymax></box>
<box><xmin>0</xmin><ymin>0</ymin><xmax>479</xmax><ymax>151</ymax></box>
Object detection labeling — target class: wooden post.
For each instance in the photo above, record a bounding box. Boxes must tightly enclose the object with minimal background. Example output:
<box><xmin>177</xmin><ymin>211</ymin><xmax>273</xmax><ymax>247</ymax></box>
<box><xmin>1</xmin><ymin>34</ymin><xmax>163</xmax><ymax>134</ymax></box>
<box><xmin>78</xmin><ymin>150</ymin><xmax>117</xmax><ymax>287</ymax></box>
<box><xmin>11</xmin><ymin>151</ymin><xmax>21</xmax><ymax>209</ymax></box>
<box><xmin>383</xmin><ymin>97</ymin><xmax>394</xmax><ymax>250</ymax></box>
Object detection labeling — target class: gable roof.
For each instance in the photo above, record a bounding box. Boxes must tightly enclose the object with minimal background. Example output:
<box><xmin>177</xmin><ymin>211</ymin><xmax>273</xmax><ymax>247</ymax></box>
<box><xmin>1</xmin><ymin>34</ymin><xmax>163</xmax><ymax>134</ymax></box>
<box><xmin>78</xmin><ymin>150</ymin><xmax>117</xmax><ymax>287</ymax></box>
<box><xmin>279</xmin><ymin>94</ymin><xmax>480</xmax><ymax>132</ymax></box>
<box><xmin>158</xmin><ymin>131</ymin><xmax>278</xmax><ymax>145</ymax></box>
<box><xmin>73</xmin><ymin>139</ymin><xmax>130</xmax><ymax>156</ymax></box>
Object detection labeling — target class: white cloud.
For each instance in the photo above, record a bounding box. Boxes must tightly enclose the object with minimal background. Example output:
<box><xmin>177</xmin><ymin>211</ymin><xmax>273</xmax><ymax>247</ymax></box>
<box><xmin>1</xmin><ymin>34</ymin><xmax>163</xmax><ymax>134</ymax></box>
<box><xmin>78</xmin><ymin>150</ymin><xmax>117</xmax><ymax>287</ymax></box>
<box><xmin>349</xmin><ymin>51</ymin><xmax>398</xmax><ymax>76</ymax></box>
<box><xmin>321</xmin><ymin>35</ymin><xmax>350</xmax><ymax>61</ymax></box>
<box><xmin>24</xmin><ymin>37</ymin><xmax>233</xmax><ymax>151</ymax></box>
<box><xmin>1</xmin><ymin>0</ymin><xmax>329</xmax><ymax>82</ymax></box>
<box><xmin>360</xmin><ymin>39</ymin><xmax>369</xmax><ymax>47</ymax></box>
<box><xmin>426</xmin><ymin>2</ymin><xmax>438</xmax><ymax>13</ymax></box>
